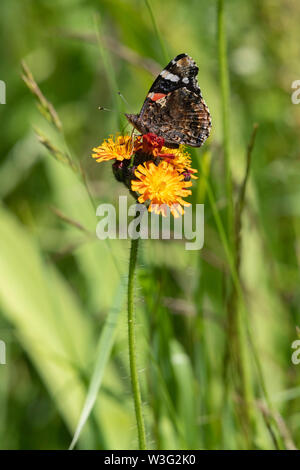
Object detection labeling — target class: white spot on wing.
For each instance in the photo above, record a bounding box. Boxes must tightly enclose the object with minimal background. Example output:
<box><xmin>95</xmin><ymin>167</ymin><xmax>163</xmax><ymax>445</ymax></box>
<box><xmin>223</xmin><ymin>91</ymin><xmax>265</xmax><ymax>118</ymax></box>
<box><xmin>166</xmin><ymin>72</ymin><xmax>180</xmax><ymax>82</ymax></box>
<box><xmin>182</xmin><ymin>77</ymin><xmax>189</xmax><ymax>84</ymax></box>
<box><xmin>160</xmin><ymin>70</ymin><xmax>180</xmax><ymax>82</ymax></box>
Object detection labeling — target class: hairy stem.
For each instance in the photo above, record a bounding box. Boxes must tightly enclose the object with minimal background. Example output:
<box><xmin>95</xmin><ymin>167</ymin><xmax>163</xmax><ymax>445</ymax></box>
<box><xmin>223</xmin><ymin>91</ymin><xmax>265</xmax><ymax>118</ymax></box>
<box><xmin>128</xmin><ymin>237</ymin><xmax>147</xmax><ymax>449</ymax></box>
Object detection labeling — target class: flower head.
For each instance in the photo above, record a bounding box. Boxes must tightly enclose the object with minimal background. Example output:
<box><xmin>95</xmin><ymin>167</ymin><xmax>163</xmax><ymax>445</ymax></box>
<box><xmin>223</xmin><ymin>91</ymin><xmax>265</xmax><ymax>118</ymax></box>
<box><xmin>92</xmin><ymin>135</ymin><xmax>138</xmax><ymax>163</ymax></box>
<box><xmin>92</xmin><ymin>132</ymin><xmax>198</xmax><ymax>217</ymax></box>
<box><xmin>159</xmin><ymin>146</ymin><xmax>198</xmax><ymax>179</ymax></box>
<box><xmin>140</xmin><ymin>133</ymin><xmax>165</xmax><ymax>156</ymax></box>
<box><xmin>131</xmin><ymin>161</ymin><xmax>192</xmax><ymax>218</ymax></box>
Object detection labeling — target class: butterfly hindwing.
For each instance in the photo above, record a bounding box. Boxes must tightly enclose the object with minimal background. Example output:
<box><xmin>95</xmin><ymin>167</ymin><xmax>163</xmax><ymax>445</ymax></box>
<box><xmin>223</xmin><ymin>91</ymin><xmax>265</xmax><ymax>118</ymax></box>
<box><xmin>139</xmin><ymin>87</ymin><xmax>211</xmax><ymax>147</ymax></box>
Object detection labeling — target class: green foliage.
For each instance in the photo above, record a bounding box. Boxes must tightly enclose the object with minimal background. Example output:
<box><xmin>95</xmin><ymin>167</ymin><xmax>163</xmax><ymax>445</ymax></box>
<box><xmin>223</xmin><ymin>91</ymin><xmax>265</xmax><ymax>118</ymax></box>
<box><xmin>0</xmin><ymin>0</ymin><xmax>300</xmax><ymax>450</ymax></box>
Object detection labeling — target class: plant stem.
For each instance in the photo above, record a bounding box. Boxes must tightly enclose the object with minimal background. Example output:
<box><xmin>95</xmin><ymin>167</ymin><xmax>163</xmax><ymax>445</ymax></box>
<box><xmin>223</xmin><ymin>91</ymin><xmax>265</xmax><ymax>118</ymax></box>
<box><xmin>217</xmin><ymin>0</ymin><xmax>253</xmax><ymax>447</ymax></box>
<box><xmin>145</xmin><ymin>0</ymin><xmax>169</xmax><ymax>64</ymax></box>
<box><xmin>128</xmin><ymin>237</ymin><xmax>147</xmax><ymax>450</ymax></box>
<box><xmin>217</xmin><ymin>0</ymin><xmax>234</xmax><ymax>245</ymax></box>
<box><xmin>199</xmin><ymin>152</ymin><xmax>284</xmax><ymax>449</ymax></box>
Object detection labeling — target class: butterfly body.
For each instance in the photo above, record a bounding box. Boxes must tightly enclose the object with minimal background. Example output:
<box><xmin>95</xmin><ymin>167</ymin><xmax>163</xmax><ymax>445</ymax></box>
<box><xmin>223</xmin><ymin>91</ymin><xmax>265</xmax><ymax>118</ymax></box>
<box><xmin>125</xmin><ymin>53</ymin><xmax>211</xmax><ymax>149</ymax></box>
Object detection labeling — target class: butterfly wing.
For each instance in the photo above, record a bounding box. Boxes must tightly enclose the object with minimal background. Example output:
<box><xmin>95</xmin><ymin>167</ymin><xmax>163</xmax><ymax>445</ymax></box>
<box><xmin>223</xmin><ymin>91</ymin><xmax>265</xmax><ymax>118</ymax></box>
<box><xmin>125</xmin><ymin>53</ymin><xmax>211</xmax><ymax>148</ymax></box>
<box><xmin>146</xmin><ymin>53</ymin><xmax>201</xmax><ymax>96</ymax></box>
<box><xmin>139</xmin><ymin>87</ymin><xmax>211</xmax><ymax>147</ymax></box>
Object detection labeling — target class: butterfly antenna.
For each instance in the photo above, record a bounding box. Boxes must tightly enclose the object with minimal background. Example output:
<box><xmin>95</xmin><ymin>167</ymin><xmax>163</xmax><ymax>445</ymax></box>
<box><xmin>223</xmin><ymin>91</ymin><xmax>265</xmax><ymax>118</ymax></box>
<box><xmin>98</xmin><ymin>106</ymin><xmax>112</xmax><ymax>112</ymax></box>
<box><xmin>117</xmin><ymin>91</ymin><xmax>134</xmax><ymax>112</ymax></box>
<box><xmin>98</xmin><ymin>106</ymin><xmax>133</xmax><ymax>136</ymax></box>
<box><xmin>98</xmin><ymin>106</ymin><xmax>124</xmax><ymax>115</ymax></box>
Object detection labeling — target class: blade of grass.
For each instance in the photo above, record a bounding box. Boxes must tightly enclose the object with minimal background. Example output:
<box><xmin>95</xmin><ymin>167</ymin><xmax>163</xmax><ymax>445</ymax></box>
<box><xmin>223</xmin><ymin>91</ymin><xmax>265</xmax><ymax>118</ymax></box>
<box><xmin>21</xmin><ymin>60</ymin><xmax>62</xmax><ymax>132</ymax></box>
<box><xmin>22</xmin><ymin>61</ymin><xmax>77</xmax><ymax>172</ymax></box>
<box><xmin>235</xmin><ymin>123</ymin><xmax>259</xmax><ymax>271</ymax></box>
<box><xmin>57</xmin><ymin>29</ymin><xmax>161</xmax><ymax>77</ymax></box>
<box><xmin>0</xmin><ymin>206</ymin><xmax>96</xmax><ymax>440</ymax></box>
<box><xmin>217</xmin><ymin>0</ymin><xmax>234</xmax><ymax>243</ymax></box>
<box><xmin>145</xmin><ymin>0</ymin><xmax>169</xmax><ymax>64</ymax></box>
<box><xmin>170</xmin><ymin>340</ymin><xmax>198</xmax><ymax>449</ymax></box>
<box><xmin>34</xmin><ymin>127</ymin><xmax>78</xmax><ymax>172</ymax></box>
<box><xmin>93</xmin><ymin>13</ymin><xmax>124</xmax><ymax>131</ymax></box>
<box><xmin>147</xmin><ymin>347</ymin><xmax>186</xmax><ymax>448</ymax></box>
<box><xmin>199</xmin><ymin>149</ymin><xmax>285</xmax><ymax>449</ymax></box>
<box><xmin>50</xmin><ymin>206</ymin><xmax>92</xmax><ymax>235</ymax></box>
<box><xmin>24</xmin><ymin>58</ymin><xmax>123</xmax><ymax>281</ymax></box>
<box><xmin>224</xmin><ymin>129</ymin><xmax>260</xmax><ymax>449</ymax></box>
<box><xmin>217</xmin><ymin>0</ymin><xmax>255</xmax><ymax>448</ymax></box>
<box><xmin>69</xmin><ymin>280</ymin><xmax>126</xmax><ymax>450</ymax></box>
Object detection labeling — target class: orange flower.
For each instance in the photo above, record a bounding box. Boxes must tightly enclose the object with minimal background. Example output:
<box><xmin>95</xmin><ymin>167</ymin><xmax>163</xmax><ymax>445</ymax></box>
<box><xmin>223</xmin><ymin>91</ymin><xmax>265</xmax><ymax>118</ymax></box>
<box><xmin>131</xmin><ymin>161</ymin><xmax>192</xmax><ymax>218</ymax></box>
<box><xmin>92</xmin><ymin>133</ymin><xmax>198</xmax><ymax>217</ymax></box>
<box><xmin>159</xmin><ymin>146</ymin><xmax>198</xmax><ymax>179</ymax></box>
<box><xmin>92</xmin><ymin>135</ymin><xmax>138</xmax><ymax>162</ymax></box>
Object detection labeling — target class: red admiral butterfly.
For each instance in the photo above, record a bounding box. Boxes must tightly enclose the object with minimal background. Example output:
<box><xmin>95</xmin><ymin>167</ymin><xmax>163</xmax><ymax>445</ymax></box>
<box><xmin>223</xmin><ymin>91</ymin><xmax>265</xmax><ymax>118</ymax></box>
<box><xmin>125</xmin><ymin>53</ymin><xmax>211</xmax><ymax>149</ymax></box>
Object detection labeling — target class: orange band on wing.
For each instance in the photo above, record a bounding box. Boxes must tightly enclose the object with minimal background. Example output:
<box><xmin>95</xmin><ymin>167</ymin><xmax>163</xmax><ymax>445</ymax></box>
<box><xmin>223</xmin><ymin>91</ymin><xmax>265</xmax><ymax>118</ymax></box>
<box><xmin>148</xmin><ymin>92</ymin><xmax>166</xmax><ymax>102</ymax></box>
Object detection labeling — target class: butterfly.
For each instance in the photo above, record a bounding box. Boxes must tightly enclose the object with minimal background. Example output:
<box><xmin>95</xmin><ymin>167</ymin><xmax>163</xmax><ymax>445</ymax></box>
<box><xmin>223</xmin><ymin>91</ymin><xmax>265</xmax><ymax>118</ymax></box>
<box><xmin>125</xmin><ymin>53</ymin><xmax>211</xmax><ymax>149</ymax></box>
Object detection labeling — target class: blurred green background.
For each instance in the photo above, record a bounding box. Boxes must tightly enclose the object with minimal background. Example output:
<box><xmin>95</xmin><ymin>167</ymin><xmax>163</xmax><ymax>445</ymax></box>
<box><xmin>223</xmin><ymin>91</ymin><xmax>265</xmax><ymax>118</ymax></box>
<box><xmin>0</xmin><ymin>0</ymin><xmax>300</xmax><ymax>450</ymax></box>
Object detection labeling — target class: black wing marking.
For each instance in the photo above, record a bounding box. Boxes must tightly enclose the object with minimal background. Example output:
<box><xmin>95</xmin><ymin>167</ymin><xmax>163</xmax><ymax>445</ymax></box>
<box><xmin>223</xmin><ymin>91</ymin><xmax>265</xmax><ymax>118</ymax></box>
<box><xmin>146</xmin><ymin>53</ymin><xmax>202</xmax><ymax>97</ymax></box>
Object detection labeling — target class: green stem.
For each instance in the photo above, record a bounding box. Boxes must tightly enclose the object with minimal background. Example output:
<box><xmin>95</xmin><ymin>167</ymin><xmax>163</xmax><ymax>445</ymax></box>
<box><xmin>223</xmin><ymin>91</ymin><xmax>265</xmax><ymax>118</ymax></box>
<box><xmin>217</xmin><ymin>0</ymin><xmax>234</xmax><ymax>245</ymax></box>
<box><xmin>128</xmin><ymin>237</ymin><xmax>147</xmax><ymax>450</ymax></box>
<box><xmin>199</xmin><ymin>160</ymin><xmax>283</xmax><ymax>449</ymax></box>
<box><xmin>218</xmin><ymin>0</ymin><xmax>254</xmax><ymax>447</ymax></box>
<box><xmin>145</xmin><ymin>0</ymin><xmax>169</xmax><ymax>64</ymax></box>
